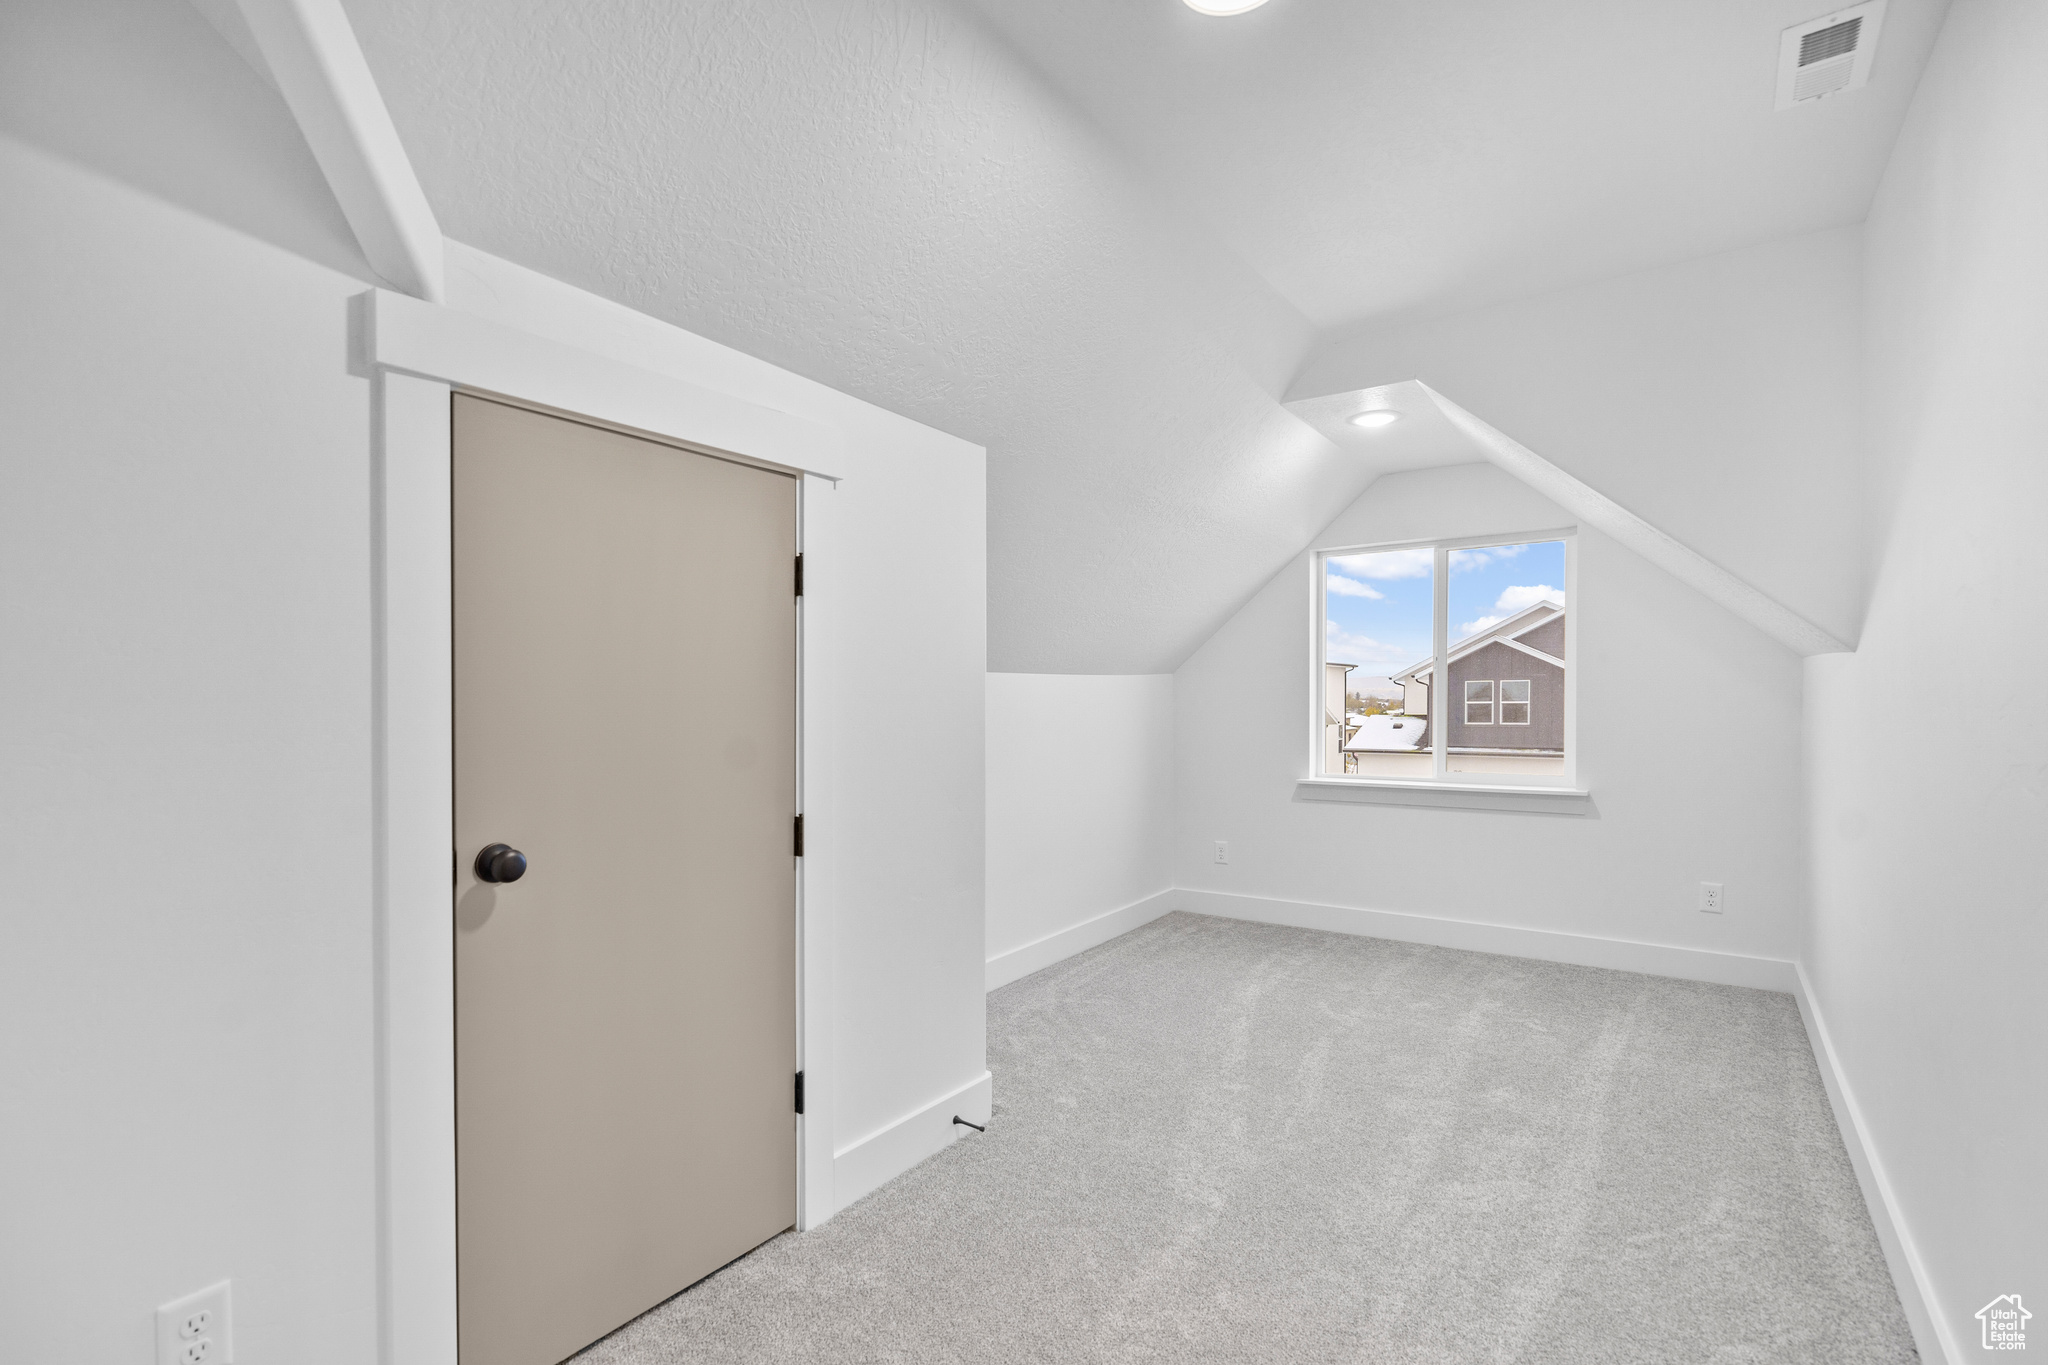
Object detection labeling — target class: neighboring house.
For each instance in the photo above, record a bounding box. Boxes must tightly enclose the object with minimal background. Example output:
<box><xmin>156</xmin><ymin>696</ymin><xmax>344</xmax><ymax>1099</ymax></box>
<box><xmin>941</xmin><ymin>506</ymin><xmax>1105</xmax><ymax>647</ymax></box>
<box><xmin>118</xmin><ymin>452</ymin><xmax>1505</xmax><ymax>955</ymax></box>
<box><xmin>1331</xmin><ymin>669</ymin><xmax>1428</xmax><ymax>766</ymax></box>
<box><xmin>1324</xmin><ymin>660</ymin><xmax>1356</xmax><ymax>773</ymax></box>
<box><xmin>1400</xmin><ymin>673</ymin><xmax>1431</xmax><ymax>720</ymax></box>
<box><xmin>1388</xmin><ymin>602</ymin><xmax>1567</xmax><ymax>755</ymax></box>
<box><xmin>1343</xmin><ymin>713</ymin><xmax>1425</xmax><ymax>752</ymax></box>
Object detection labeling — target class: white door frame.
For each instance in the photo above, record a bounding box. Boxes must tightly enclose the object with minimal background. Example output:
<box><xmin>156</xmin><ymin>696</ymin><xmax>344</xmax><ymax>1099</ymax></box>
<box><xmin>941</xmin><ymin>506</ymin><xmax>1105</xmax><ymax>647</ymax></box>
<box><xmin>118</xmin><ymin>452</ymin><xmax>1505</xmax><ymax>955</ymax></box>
<box><xmin>354</xmin><ymin>289</ymin><xmax>844</xmax><ymax>1365</ymax></box>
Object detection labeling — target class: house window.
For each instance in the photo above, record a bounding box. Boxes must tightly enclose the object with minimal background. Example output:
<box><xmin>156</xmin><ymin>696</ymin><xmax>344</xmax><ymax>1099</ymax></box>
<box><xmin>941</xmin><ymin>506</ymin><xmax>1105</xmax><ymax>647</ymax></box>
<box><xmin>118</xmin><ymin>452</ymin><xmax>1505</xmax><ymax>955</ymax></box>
<box><xmin>1318</xmin><ymin>534</ymin><xmax>1573</xmax><ymax>783</ymax></box>
<box><xmin>1500</xmin><ymin>680</ymin><xmax>1531</xmax><ymax>725</ymax></box>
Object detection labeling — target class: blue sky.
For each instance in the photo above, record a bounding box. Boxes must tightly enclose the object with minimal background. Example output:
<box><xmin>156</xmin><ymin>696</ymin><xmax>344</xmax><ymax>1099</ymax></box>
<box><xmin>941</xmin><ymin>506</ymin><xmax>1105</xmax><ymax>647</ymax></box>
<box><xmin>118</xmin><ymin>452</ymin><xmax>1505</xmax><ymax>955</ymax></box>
<box><xmin>1326</xmin><ymin>540</ymin><xmax>1566</xmax><ymax>684</ymax></box>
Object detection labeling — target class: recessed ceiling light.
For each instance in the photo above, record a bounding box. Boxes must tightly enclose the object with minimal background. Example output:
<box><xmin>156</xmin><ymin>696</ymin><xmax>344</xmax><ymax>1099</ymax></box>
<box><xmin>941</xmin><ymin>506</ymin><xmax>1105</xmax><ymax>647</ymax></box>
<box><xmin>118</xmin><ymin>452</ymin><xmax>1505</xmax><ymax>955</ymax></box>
<box><xmin>1348</xmin><ymin>410</ymin><xmax>1401</xmax><ymax>429</ymax></box>
<box><xmin>1183</xmin><ymin>0</ymin><xmax>1271</xmax><ymax>14</ymax></box>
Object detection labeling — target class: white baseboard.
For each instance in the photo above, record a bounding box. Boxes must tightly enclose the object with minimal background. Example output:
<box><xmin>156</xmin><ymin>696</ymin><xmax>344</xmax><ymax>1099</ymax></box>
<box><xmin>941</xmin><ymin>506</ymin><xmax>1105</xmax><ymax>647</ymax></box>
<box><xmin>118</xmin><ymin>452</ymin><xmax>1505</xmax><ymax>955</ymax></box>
<box><xmin>830</xmin><ymin>1070</ymin><xmax>992</xmax><ymax>1214</ymax></box>
<box><xmin>1177</xmin><ymin>889</ymin><xmax>1800</xmax><ymax>992</ymax></box>
<box><xmin>984</xmin><ymin>889</ymin><xmax>1178</xmax><ymax>991</ymax></box>
<box><xmin>1793</xmin><ymin>965</ymin><xmax>1956</xmax><ymax>1364</ymax></box>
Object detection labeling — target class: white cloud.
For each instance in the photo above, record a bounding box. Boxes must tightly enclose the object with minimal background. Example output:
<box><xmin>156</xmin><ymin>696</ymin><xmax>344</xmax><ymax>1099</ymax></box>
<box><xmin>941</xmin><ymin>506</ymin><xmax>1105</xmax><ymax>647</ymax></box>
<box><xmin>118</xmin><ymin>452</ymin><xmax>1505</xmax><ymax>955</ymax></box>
<box><xmin>1325</xmin><ymin>574</ymin><xmax>1384</xmax><ymax>599</ymax></box>
<box><xmin>1324</xmin><ymin>620</ymin><xmax>1422</xmax><ymax>670</ymax></box>
<box><xmin>1457</xmin><ymin>614</ymin><xmax>1506</xmax><ymax>638</ymax></box>
<box><xmin>1495</xmin><ymin>584</ymin><xmax>1565</xmax><ymax>613</ymax></box>
<box><xmin>1449</xmin><ymin>542</ymin><xmax>1530</xmax><ymax>573</ymax></box>
<box><xmin>1328</xmin><ymin>547</ymin><xmax>1432</xmax><ymax>580</ymax></box>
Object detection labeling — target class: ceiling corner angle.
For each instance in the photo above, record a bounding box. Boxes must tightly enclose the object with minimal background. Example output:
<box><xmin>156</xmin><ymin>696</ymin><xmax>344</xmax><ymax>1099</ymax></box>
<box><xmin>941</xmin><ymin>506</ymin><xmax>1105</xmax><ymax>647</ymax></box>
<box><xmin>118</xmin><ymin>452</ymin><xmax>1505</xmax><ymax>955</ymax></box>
<box><xmin>1416</xmin><ymin>383</ymin><xmax>1853</xmax><ymax>659</ymax></box>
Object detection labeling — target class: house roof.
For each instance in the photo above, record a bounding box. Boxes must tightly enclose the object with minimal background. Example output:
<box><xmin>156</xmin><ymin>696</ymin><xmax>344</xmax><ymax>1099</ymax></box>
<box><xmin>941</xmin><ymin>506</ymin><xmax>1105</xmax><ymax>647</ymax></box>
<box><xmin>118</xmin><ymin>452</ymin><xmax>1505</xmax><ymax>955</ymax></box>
<box><xmin>1392</xmin><ymin>601</ymin><xmax>1565</xmax><ymax>685</ymax></box>
<box><xmin>1342</xmin><ymin>714</ymin><xmax>1426</xmax><ymax>752</ymax></box>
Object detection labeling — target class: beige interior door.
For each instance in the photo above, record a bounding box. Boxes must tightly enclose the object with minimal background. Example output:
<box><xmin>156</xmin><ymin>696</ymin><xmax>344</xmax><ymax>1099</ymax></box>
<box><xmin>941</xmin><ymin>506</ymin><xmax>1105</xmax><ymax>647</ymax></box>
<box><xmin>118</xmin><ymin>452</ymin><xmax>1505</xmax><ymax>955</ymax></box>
<box><xmin>452</xmin><ymin>394</ymin><xmax>798</xmax><ymax>1365</ymax></box>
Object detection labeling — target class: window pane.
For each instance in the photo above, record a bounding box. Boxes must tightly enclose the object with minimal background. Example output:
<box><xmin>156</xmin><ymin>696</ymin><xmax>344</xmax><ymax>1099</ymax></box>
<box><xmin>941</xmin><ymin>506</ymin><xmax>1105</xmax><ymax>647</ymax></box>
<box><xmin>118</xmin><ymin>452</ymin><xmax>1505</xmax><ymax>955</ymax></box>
<box><xmin>1445</xmin><ymin>540</ymin><xmax>1567</xmax><ymax>776</ymax></box>
<box><xmin>1463</xmin><ymin>679</ymin><xmax>1493</xmax><ymax>725</ymax></box>
<box><xmin>1500</xmin><ymin>679</ymin><xmax>1530</xmax><ymax>726</ymax></box>
<box><xmin>1323</xmin><ymin>547</ymin><xmax>1434</xmax><ymax>775</ymax></box>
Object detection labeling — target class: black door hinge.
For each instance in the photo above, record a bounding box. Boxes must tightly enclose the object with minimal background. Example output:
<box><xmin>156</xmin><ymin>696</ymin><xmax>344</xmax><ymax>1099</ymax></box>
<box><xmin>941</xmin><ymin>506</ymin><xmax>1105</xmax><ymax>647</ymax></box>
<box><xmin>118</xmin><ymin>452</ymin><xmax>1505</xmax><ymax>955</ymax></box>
<box><xmin>793</xmin><ymin>813</ymin><xmax>804</xmax><ymax>857</ymax></box>
<box><xmin>794</xmin><ymin>553</ymin><xmax>803</xmax><ymax>597</ymax></box>
<box><xmin>794</xmin><ymin>1070</ymin><xmax>805</xmax><ymax>1115</ymax></box>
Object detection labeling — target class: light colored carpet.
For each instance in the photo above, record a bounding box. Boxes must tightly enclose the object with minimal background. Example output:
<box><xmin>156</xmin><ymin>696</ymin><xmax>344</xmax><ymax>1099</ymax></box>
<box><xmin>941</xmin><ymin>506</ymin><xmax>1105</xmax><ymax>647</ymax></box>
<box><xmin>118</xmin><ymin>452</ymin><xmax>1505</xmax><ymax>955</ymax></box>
<box><xmin>575</xmin><ymin>911</ymin><xmax>1916</xmax><ymax>1363</ymax></box>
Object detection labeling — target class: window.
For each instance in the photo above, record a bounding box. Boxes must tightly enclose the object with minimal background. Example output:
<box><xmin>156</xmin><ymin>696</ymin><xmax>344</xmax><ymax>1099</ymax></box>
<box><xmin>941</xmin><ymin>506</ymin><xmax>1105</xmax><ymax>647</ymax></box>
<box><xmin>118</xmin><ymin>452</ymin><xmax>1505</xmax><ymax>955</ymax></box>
<box><xmin>1465</xmin><ymin>680</ymin><xmax>1494</xmax><ymax>724</ymax></box>
<box><xmin>1318</xmin><ymin>534</ymin><xmax>1572</xmax><ymax>784</ymax></box>
<box><xmin>1500</xmin><ymin>680</ymin><xmax>1531</xmax><ymax>725</ymax></box>
<box><xmin>1321</xmin><ymin>545</ymin><xmax>1435</xmax><ymax>777</ymax></box>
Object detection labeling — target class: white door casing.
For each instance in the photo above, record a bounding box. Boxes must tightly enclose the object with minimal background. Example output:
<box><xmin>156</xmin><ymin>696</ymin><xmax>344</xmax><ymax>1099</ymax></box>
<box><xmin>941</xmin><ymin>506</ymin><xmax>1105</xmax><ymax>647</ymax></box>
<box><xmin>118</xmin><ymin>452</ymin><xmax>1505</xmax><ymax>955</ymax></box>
<box><xmin>357</xmin><ymin>289</ymin><xmax>844</xmax><ymax>1365</ymax></box>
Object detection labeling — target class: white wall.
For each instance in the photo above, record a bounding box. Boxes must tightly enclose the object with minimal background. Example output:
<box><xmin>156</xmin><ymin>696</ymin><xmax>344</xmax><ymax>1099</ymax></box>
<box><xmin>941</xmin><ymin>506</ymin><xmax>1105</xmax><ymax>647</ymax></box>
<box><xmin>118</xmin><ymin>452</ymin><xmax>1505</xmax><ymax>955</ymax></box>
<box><xmin>1176</xmin><ymin>463</ymin><xmax>1808</xmax><ymax>969</ymax></box>
<box><xmin>985</xmin><ymin>674</ymin><xmax>1175</xmax><ymax>988</ymax></box>
<box><xmin>437</xmin><ymin>242</ymin><xmax>989</xmax><ymax>1165</ymax></box>
<box><xmin>1804</xmin><ymin>0</ymin><xmax>2048</xmax><ymax>1355</ymax></box>
<box><xmin>0</xmin><ymin>0</ymin><xmax>374</xmax><ymax>282</ymax></box>
<box><xmin>0</xmin><ymin>129</ymin><xmax>985</xmax><ymax>1365</ymax></box>
<box><xmin>0</xmin><ymin>135</ymin><xmax>381</xmax><ymax>1365</ymax></box>
<box><xmin>1297</xmin><ymin>226</ymin><xmax>1866</xmax><ymax>648</ymax></box>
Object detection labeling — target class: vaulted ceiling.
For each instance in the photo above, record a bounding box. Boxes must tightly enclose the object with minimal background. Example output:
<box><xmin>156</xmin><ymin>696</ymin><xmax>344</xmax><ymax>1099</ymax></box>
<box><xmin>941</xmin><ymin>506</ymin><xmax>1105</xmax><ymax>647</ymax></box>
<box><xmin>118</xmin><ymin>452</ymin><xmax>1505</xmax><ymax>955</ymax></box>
<box><xmin>338</xmin><ymin>0</ymin><xmax>1373</xmax><ymax>672</ymax></box>
<box><xmin>337</xmin><ymin>0</ymin><xmax>1944</xmax><ymax>670</ymax></box>
<box><xmin>962</xmin><ymin>0</ymin><xmax>1947</xmax><ymax>333</ymax></box>
<box><xmin>27</xmin><ymin>0</ymin><xmax>1946</xmax><ymax>670</ymax></box>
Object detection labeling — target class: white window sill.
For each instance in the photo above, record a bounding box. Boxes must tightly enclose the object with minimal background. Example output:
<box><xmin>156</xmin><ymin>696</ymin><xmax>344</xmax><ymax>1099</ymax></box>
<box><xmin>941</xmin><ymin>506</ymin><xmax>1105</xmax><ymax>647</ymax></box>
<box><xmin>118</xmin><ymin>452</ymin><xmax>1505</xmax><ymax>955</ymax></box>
<box><xmin>1295</xmin><ymin>777</ymin><xmax>1594</xmax><ymax>815</ymax></box>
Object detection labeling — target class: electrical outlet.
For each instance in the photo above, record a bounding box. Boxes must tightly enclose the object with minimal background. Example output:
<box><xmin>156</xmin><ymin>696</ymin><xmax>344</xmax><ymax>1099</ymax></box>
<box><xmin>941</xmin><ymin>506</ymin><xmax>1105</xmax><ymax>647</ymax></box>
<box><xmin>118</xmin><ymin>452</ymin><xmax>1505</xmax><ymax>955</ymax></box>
<box><xmin>157</xmin><ymin>1281</ymin><xmax>232</xmax><ymax>1365</ymax></box>
<box><xmin>1213</xmin><ymin>840</ymin><xmax>1228</xmax><ymax>865</ymax></box>
<box><xmin>1699</xmin><ymin>881</ymin><xmax>1724</xmax><ymax>914</ymax></box>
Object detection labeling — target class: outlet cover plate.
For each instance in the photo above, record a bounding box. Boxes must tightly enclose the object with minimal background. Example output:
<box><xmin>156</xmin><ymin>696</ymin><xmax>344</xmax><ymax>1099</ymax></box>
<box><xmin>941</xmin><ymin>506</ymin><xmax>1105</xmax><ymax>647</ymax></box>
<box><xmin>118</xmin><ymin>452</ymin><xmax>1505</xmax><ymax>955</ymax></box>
<box><xmin>157</xmin><ymin>1280</ymin><xmax>233</xmax><ymax>1365</ymax></box>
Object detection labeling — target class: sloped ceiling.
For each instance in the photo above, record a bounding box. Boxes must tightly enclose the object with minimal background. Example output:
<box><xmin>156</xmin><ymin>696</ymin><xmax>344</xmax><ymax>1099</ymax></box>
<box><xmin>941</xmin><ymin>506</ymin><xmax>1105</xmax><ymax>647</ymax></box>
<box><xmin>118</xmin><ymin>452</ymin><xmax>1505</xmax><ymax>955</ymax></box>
<box><xmin>964</xmin><ymin>0</ymin><xmax>1947</xmax><ymax>332</ymax></box>
<box><xmin>339</xmin><ymin>0</ymin><xmax>1375</xmax><ymax>673</ymax></box>
<box><xmin>1293</xmin><ymin>228</ymin><xmax>1871</xmax><ymax>647</ymax></box>
<box><xmin>330</xmin><ymin>1</ymin><xmax>1939</xmax><ymax>669</ymax></box>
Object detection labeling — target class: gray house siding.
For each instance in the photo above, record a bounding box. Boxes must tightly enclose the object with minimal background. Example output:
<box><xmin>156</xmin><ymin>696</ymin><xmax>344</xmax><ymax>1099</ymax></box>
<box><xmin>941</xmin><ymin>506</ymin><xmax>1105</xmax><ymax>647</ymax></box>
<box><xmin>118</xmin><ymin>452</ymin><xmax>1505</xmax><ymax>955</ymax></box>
<box><xmin>1518</xmin><ymin>615</ymin><xmax>1565</xmax><ymax>659</ymax></box>
<box><xmin>1447</xmin><ymin>641</ymin><xmax>1565</xmax><ymax>750</ymax></box>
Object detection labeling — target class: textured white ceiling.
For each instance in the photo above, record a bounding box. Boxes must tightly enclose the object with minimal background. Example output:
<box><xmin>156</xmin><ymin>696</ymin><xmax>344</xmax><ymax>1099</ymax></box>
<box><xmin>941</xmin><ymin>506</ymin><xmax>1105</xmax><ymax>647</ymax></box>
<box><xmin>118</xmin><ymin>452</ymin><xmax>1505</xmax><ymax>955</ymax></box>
<box><xmin>1283</xmin><ymin>381</ymin><xmax>1482</xmax><ymax>477</ymax></box>
<box><xmin>334</xmin><ymin>0</ymin><xmax>1943</xmax><ymax>674</ymax></box>
<box><xmin>343</xmin><ymin>0</ymin><xmax>1401</xmax><ymax>673</ymax></box>
<box><xmin>963</xmin><ymin>0</ymin><xmax>1948</xmax><ymax>332</ymax></box>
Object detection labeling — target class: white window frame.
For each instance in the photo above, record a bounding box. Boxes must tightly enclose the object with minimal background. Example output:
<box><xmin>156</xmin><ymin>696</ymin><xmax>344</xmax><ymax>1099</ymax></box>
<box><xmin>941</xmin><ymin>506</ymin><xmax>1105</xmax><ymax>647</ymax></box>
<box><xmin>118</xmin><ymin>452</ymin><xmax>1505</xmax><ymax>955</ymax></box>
<box><xmin>1305</xmin><ymin>528</ymin><xmax>1582</xmax><ymax>805</ymax></box>
<box><xmin>1499</xmin><ymin>679</ymin><xmax>1532</xmax><ymax>725</ymax></box>
<box><xmin>1464</xmin><ymin>679</ymin><xmax>1495</xmax><ymax>725</ymax></box>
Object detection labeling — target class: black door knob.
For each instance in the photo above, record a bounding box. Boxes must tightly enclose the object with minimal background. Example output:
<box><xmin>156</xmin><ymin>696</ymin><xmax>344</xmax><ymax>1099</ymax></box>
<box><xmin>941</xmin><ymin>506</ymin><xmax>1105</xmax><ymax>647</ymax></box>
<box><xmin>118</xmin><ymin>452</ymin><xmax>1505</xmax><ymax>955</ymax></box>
<box><xmin>475</xmin><ymin>843</ymin><xmax>528</xmax><ymax>884</ymax></box>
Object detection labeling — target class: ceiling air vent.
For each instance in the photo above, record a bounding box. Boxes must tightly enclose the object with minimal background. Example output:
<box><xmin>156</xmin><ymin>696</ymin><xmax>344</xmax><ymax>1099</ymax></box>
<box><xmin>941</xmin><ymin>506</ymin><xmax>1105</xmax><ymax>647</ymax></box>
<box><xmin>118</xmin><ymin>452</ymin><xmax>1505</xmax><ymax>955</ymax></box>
<box><xmin>1776</xmin><ymin>1</ymin><xmax>1887</xmax><ymax>110</ymax></box>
